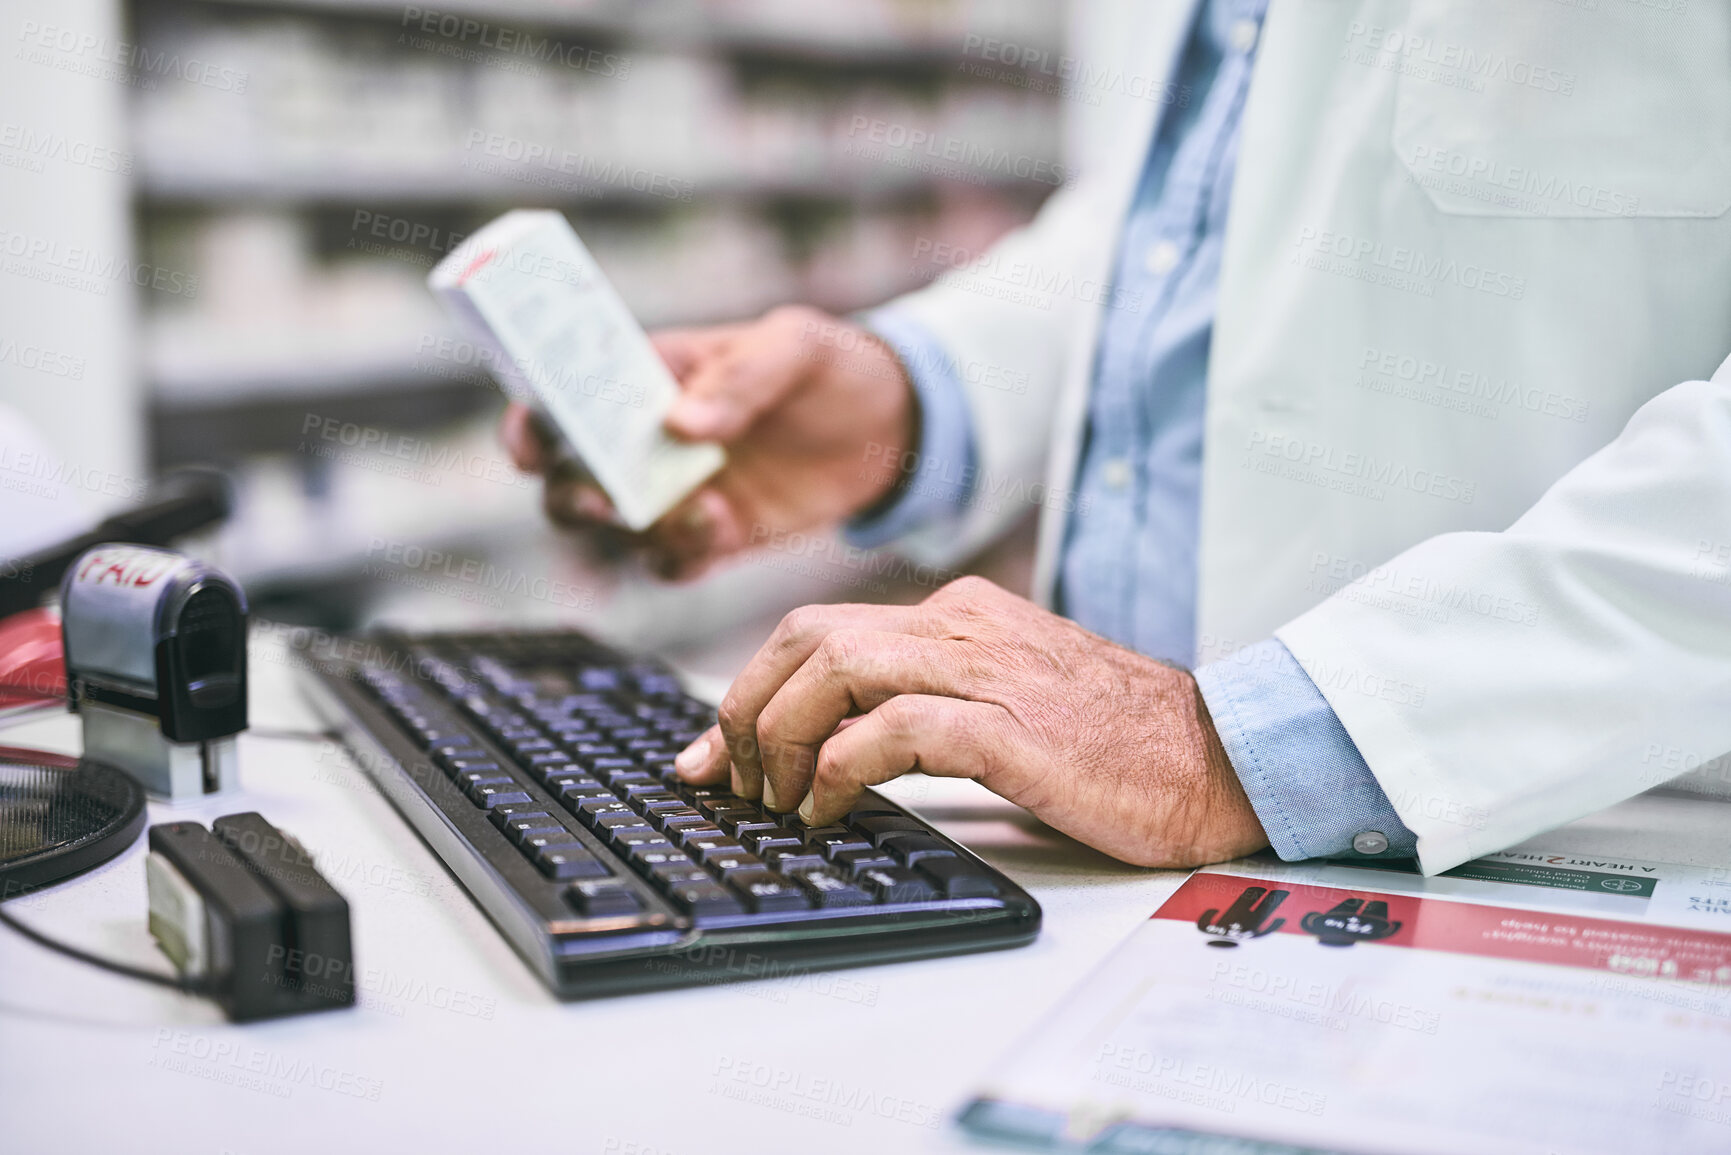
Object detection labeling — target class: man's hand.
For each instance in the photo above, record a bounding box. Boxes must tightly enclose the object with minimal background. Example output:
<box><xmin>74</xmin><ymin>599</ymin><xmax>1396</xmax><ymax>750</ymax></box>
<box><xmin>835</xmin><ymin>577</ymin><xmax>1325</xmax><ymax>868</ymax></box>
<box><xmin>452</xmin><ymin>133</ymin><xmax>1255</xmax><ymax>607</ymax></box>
<box><xmin>500</xmin><ymin>305</ymin><xmax>916</xmax><ymax>580</ymax></box>
<box><xmin>673</xmin><ymin>576</ymin><xmax>1270</xmax><ymax>868</ymax></box>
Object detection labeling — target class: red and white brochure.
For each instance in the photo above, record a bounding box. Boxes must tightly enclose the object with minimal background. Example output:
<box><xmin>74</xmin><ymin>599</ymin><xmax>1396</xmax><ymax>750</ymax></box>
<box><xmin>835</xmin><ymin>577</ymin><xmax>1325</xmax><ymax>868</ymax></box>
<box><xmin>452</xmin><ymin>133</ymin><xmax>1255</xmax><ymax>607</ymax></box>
<box><xmin>962</xmin><ymin>850</ymin><xmax>1731</xmax><ymax>1154</ymax></box>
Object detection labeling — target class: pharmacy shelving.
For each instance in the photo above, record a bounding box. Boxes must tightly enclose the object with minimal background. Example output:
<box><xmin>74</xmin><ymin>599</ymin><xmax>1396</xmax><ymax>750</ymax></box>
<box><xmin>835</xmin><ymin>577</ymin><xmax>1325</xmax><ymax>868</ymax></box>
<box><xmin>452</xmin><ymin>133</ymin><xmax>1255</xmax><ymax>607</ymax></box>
<box><xmin>130</xmin><ymin>0</ymin><xmax>1064</xmax><ymax>627</ymax></box>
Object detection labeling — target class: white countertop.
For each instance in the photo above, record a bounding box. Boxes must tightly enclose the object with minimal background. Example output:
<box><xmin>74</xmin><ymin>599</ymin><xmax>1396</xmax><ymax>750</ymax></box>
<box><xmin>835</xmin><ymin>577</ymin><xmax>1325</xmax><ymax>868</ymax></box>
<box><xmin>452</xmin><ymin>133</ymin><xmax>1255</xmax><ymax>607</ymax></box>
<box><xmin>2</xmin><ymin>633</ymin><xmax>1723</xmax><ymax>1155</ymax></box>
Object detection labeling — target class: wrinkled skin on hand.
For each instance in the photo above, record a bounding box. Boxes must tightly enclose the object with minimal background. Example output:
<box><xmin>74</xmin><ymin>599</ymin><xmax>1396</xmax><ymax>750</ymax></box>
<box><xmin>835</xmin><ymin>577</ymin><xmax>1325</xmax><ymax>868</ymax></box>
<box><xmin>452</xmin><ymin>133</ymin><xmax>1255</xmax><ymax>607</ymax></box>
<box><xmin>675</xmin><ymin>576</ymin><xmax>1270</xmax><ymax>868</ymax></box>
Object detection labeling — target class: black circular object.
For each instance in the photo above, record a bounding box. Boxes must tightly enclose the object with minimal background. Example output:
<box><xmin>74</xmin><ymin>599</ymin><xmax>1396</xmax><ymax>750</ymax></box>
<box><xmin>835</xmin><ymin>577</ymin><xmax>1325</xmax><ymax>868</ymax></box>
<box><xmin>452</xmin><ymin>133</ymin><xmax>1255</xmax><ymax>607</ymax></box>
<box><xmin>0</xmin><ymin>745</ymin><xmax>146</xmax><ymax>896</ymax></box>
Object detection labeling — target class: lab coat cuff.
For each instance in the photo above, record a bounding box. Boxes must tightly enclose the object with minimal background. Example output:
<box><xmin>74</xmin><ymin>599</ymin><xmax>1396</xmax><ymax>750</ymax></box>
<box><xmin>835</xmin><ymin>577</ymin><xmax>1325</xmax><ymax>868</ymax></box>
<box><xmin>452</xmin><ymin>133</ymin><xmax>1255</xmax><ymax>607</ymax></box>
<box><xmin>1195</xmin><ymin>638</ymin><xmax>1418</xmax><ymax>862</ymax></box>
<box><xmin>843</xmin><ymin>308</ymin><xmax>978</xmax><ymax>551</ymax></box>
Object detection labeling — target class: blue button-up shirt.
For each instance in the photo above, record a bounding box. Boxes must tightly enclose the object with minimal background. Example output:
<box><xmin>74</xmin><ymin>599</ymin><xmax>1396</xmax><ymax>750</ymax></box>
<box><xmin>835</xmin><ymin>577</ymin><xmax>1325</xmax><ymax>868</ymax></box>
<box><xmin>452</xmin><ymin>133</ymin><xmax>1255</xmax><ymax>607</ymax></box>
<box><xmin>850</xmin><ymin>0</ymin><xmax>1416</xmax><ymax>862</ymax></box>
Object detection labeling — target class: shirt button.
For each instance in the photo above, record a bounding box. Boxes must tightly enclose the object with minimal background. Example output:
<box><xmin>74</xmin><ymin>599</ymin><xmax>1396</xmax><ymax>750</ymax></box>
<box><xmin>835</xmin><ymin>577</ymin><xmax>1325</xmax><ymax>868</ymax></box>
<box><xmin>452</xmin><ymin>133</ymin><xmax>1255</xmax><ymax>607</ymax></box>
<box><xmin>1229</xmin><ymin>18</ymin><xmax>1260</xmax><ymax>54</ymax></box>
<box><xmin>1143</xmin><ymin>240</ymin><xmax>1180</xmax><ymax>276</ymax></box>
<box><xmin>1352</xmin><ymin>831</ymin><xmax>1390</xmax><ymax>855</ymax></box>
<box><xmin>1101</xmin><ymin>458</ymin><xmax>1132</xmax><ymax>490</ymax></box>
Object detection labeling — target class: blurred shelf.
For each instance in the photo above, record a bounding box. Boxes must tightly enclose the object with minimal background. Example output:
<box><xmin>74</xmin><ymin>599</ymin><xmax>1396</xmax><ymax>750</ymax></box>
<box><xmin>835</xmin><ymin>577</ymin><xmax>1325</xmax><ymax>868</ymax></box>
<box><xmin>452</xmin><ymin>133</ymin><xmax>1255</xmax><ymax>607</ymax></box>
<box><xmin>147</xmin><ymin>318</ymin><xmax>466</xmax><ymax>405</ymax></box>
<box><xmin>170</xmin><ymin>0</ymin><xmax>1063</xmax><ymax>71</ymax></box>
<box><xmin>149</xmin><ymin>378</ymin><xmax>495</xmax><ymax>466</ymax></box>
<box><xmin>136</xmin><ymin>166</ymin><xmax>1048</xmax><ymax>206</ymax></box>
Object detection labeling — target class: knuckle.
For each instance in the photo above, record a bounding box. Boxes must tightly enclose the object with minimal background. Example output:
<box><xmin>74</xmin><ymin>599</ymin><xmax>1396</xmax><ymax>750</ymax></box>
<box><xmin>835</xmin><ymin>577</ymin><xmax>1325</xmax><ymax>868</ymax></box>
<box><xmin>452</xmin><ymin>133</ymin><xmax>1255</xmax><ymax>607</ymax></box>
<box><xmin>716</xmin><ymin>694</ymin><xmax>748</xmax><ymax>737</ymax></box>
<box><xmin>755</xmin><ymin>700</ymin><xmax>786</xmax><ymax>743</ymax></box>
<box><xmin>880</xmin><ymin>694</ymin><xmax>935</xmax><ymax>738</ymax></box>
<box><xmin>775</xmin><ymin>604</ymin><xmax>825</xmax><ymax>648</ymax></box>
<box><xmin>942</xmin><ymin>574</ymin><xmax>999</xmax><ymax>602</ymax></box>
<box><xmin>814</xmin><ymin>741</ymin><xmax>844</xmax><ymax>782</ymax></box>
<box><xmin>814</xmin><ymin>630</ymin><xmax>862</xmax><ymax>676</ymax></box>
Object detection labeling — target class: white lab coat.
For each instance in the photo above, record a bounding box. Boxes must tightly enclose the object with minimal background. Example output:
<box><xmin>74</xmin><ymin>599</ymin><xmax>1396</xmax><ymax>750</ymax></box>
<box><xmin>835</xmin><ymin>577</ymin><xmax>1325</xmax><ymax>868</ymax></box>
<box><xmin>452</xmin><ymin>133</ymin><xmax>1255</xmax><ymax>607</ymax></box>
<box><xmin>882</xmin><ymin>0</ymin><xmax>1731</xmax><ymax>873</ymax></box>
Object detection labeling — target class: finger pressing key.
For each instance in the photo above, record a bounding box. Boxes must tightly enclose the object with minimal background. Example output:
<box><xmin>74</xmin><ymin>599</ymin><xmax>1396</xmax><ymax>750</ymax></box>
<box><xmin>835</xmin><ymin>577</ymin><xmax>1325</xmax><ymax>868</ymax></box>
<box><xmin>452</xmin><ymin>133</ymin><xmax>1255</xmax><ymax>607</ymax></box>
<box><xmin>715</xmin><ymin>602</ymin><xmax>935</xmax><ymax>803</ymax></box>
<box><xmin>754</xmin><ymin>631</ymin><xmax>964</xmax><ymax>813</ymax></box>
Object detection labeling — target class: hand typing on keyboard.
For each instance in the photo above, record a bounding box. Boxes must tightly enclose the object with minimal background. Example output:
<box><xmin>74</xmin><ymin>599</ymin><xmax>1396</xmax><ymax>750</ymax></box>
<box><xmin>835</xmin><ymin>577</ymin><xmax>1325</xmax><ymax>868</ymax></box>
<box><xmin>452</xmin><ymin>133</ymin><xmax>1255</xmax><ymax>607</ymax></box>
<box><xmin>674</xmin><ymin>576</ymin><xmax>1270</xmax><ymax>869</ymax></box>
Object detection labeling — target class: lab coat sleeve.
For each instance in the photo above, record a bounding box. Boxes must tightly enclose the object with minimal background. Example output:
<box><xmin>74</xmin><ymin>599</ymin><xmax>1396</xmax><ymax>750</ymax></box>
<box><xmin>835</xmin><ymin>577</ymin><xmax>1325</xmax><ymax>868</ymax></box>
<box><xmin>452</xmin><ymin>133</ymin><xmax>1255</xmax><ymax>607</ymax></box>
<box><xmin>1277</xmin><ymin>353</ymin><xmax>1731</xmax><ymax>875</ymax></box>
<box><xmin>846</xmin><ymin>173</ymin><xmax>1126</xmax><ymax>566</ymax></box>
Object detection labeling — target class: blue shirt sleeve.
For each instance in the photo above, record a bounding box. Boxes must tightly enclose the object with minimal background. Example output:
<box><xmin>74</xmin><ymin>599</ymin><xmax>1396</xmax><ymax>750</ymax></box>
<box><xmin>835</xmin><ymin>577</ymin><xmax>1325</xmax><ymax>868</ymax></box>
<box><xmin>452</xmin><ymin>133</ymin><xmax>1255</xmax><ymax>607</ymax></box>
<box><xmin>842</xmin><ymin>307</ymin><xmax>978</xmax><ymax>550</ymax></box>
<box><xmin>1194</xmin><ymin>638</ymin><xmax>1417</xmax><ymax>861</ymax></box>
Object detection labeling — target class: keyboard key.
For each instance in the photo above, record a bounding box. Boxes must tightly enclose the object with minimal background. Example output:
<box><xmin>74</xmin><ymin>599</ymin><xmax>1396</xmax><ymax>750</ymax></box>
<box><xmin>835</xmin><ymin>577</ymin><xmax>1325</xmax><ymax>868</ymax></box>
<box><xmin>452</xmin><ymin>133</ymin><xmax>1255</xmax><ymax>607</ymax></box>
<box><xmin>669</xmin><ymin>881</ymin><xmax>743</xmax><ymax>919</ymax></box>
<box><xmin>796</xmin><ymin>871</ymin><xmax>874</xmax><ymax>908</ymax></box>
<box><xmin>879</xmin><ymin>833</ymin><xmax>957</xmax><ymax>865</ymax></box>
<box><xmin>762</xmin><ymin>850</ymin><xmax>826</xmax><ymax>875</ymax></box>
<box><xmin>650</xmin><ymin>862</ymin><xmax>712</xmax><ymax>888</ymax></box>
<box><xmin>717</xmin><ymin>812</ymin><xmax>780</xmax><ymax>838</ymax></box>
<box><xmin>555</xmin><ymin>784</ymin><xmax>614</xmax><ymax>811</ymax></box>
<box><xmin>854</xmin><ymin>815</ymin><xmax>927</xmax><ymax>845</ymax></box>
<box><xmin>834</xmin><ymin>848</ymin><xmax>897</xmax><ymax>876</ymax></box>
<box><xmin>682</xmin><ymin>833</ymin><xmax>742</xmax><ymax>860</ymax></box>
<box><xmin>859</xmin><ymin>866</ymin><xmax>939</xmax><ymax>904</ymax></box>
<box><xmin>726</xmin><ymin>871</ymin><xmax>810</xmax><ymax>913</ymax></box>
<box><xmin>576</xmin><ymin>798</ymin><xmax>634</xmax><ymax>827</ymax></box>
<box><xmin>538</xmin><ymin>845</ymin><xmax>609</xmax><ymax>880</ymax></box>
<box><xmin>703</xmin><ymin>851</ymin><xmax>764</xmax><ymax>877</ymax></box>
<box><xmin>504</xmin><ymin>815</ymin><xmax>567</xmax><ymax>844</ymax></box>
<box><xmin>573</xmin><ymin>743</ymin><xmax>622</xmax><ymax>758</ymax></box>
<box><xmin>544</xmin><ymin>769</ymin><xmax>604</xmax><ymax>793</ymax></box>
<box><xmin>470</xmin><ymin>784</ymin><xmax>533</xmax><ymax>809</ymax></box>
<box><xmin>657</xmin><ymin>811</ymin><xmax>712</xmax><ymax>833</ymax></box>
<box><xmin>808</xmin><ymin>831</ymin><xmax>873</xmax><ymax>859</ymax></box>
<box><xmin>642</xmin><ymin>758</ymin><xmax>680</xmax><ymax>780</ymax></box>
<box><xmin>629</xmin><ymin>845</ymin><xmax>691</xmax><ymax>872</ymax></box>
<box><xmin>673</xmin><ymin>825</ymin><xmax>728</xmax><ymax>849</ymax></box>
<box><xmin>509</xmin><ymin>738</ymin><xmax>556</xmax><ymax>756</ymax></box>
<box><xmin>579</xmin><ymin>668</ymin><xmax>620</xmax><ymax>691</ymax></box>
<box><xmin>598</xmin><ymin>813</ymin><xmax>656</xmax><ymax>835</ymax></box>
<box><xmin>615</xmin><ymin>831</ymin><xmax>675</xmax><ymax>856</ymax></box>
<box><xmin>443</xmin><ymin>757</ymin><xmax>502</xmax><ymax>779</ymax></box>
<box><xmin>526</xmin><ymin>752</ymin><xmax>573</xmax><ymax>770</ymax></box>
<box><xmin>918</xmin><ymin>858</ymin><xmax>1001</xmax><ymax>898</ymax></box>
<box><xmin>488</xmin><ymin>804</ymin><xmax>550</xmax><ymax>831</ymax></box>
<box><xmin>457</xmin><ymin>768</ymin><xmax>515</xmax><ymax>793</ymax></box>
<box><xmin>568</xmin><ymin>880</ymin><xmax>641</xmax><ymax>917</ymax></box>
<box><xmin>741</xmin><ymin>827</ymin><xmax>804</xmax><ymax>854</ymax></box>
<box><xmin>520</xmin><ymin>830</ymin><xmax>579</xmax><ymax>854</ymax></box>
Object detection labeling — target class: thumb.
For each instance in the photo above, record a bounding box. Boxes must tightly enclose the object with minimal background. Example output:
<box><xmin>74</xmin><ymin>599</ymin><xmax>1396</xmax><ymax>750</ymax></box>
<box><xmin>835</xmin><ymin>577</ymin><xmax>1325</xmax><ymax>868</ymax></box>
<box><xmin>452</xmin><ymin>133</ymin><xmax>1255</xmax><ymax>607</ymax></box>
<box><xmin>664</xmin><ymin>310</ymin><xmax>812</xmax><ymax>443</ymax></box>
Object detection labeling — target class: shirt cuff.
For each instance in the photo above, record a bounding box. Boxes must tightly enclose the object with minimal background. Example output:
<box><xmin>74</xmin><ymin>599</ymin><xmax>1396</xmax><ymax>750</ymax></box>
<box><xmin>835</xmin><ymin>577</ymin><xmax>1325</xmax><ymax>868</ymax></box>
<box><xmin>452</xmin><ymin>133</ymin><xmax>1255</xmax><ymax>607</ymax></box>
<box><xmin>1194</xmin><ymin>638</ymin><xmax>1417</xmax><ymax>862</ymax></box>
<box><xmin>843</xmin><ymin>308</ymin><xmax>977</xmax><ymax>550</ymax></box>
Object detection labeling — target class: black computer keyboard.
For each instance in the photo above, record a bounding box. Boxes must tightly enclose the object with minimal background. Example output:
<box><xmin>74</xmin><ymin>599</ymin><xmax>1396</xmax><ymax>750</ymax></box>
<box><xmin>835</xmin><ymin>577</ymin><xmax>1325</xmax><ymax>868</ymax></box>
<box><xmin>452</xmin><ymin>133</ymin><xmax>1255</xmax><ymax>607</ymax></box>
<box><xmin>300</xmin><ymin>628</ymin><xmax>1039</xmax><ymax>997</ymax></box>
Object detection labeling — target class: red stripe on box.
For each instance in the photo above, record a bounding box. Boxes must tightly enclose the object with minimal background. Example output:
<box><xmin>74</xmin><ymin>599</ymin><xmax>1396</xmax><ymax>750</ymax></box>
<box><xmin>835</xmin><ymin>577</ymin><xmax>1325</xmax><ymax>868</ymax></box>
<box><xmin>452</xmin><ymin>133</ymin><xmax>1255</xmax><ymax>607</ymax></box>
<box><xmin>454</xmin><ymin>246</ymin><xmax>497</xmax><ymax>285</ymax></box>
<box><xmin>1157</xmin><ymin>872</ymin><xmax>1731</xmax><ymax>985</ymax></box>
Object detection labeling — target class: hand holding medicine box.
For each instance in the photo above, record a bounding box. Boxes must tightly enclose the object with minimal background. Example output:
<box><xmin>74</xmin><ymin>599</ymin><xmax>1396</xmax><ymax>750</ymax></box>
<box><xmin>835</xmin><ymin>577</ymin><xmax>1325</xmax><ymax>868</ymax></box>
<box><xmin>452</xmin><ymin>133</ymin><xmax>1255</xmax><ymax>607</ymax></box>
<box><xmin>429</xmin><ymin>210</ymin><xmax>725</xmax><ymax>531</ymax></box>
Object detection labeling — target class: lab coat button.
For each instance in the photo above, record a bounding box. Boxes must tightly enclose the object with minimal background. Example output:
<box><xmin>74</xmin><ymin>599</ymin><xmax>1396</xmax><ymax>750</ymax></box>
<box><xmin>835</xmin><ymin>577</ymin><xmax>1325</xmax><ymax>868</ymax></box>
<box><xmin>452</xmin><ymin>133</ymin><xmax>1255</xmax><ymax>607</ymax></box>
<box><xmin>1229</xmin><ymin>19</ymin><xmax>1260</xmax><ymax>54</ymax></box>
<box><xmin>1352</xmin><ymin>830</ymin><xmax>1389</xmax><ymax>855</ymax></box>
<box><xmin>1102</xmin><ymin>458</ymin><xmax>1132</xmax><ymax>490</ymax></box>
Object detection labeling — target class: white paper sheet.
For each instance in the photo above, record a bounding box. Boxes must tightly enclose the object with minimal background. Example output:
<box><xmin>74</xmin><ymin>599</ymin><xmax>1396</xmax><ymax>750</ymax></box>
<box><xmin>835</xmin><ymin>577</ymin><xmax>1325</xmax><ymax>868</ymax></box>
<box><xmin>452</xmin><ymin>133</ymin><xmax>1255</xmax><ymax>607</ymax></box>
<box><xmin>962</xmin><ymin>850</ymin><xmax>1731</xmax><ymax>1154</ymax></box>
